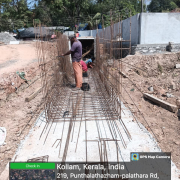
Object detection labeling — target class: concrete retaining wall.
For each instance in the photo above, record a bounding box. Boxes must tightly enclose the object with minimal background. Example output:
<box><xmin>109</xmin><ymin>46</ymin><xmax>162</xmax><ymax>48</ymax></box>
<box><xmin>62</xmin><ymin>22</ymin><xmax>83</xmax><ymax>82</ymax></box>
<box><xmin>97</xmin><ymin>14</ymin><xmax>140</xmax><ymax>46</ymax></box>
<box><xmin>122</xmin><ymin>13</ymin><xmax>140</xmax><ymax>46</ymax></box>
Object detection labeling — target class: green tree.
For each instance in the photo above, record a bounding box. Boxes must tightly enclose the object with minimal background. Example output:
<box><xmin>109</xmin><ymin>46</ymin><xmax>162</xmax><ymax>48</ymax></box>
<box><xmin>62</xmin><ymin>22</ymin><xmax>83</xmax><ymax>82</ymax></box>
<box><xmin>172</xmin><ymin>0</ymin><xmax>180</xmax><ymax>7</ymax></box>
<box><xmin>37</xmin><ymin>0</ymin><xmax>91</xmax><ymax>27</ymax></box>
<box><xmin>87</xmin><ymin>13</ymin><xmax>101</xmax><ymax>30</ymax></box>
<box><xmin>33</xmin><ymin>1</ymin><xmax>52</xmax><ymax>26</ymax></box>
<box><xmin>148</xmin><ymin>0</ymin><xmax>160</xmax><ymax>11</ymax></box>
<box><xmin>0</xmin><ymin>0</ymin><xmax>149</xmax><ymax>31</ymax></box>
<box><xmin>0</xmin><ymin>0</ymin><xmax>33</xmax><ymax>31</ymax></box>
<box><xmin>170</xmin><ymin>1</ymin><xmax>178</xmax><ymax>10</ymax></box>
<box><xmin>148</xmin><ymin>0</ymin><xmax>178</xmax><ymax>12</ymax></box>
<box><xmin>131</xmin><ymin>0</ymin><xmax>147</xmax><ymax>12</ymax></box>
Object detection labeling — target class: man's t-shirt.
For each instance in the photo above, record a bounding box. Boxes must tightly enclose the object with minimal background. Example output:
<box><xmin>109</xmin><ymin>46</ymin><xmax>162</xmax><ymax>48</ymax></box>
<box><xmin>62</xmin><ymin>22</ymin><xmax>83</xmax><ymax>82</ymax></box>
<box><xmin>70</xmin><ymin>40</ymin><xmax>82</xmax><ymax>62</ymax></box>
<box><xmin>80</xmin><ymin>60</ymin><xmax>88</xmax><ymax>72</ymax></box>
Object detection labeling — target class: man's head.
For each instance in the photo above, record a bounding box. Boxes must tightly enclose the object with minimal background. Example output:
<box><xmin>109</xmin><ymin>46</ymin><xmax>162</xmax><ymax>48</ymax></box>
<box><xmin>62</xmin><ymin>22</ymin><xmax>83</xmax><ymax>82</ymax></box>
<box><xmin>68</xmin><ymin>34</ymin><xmax>76</xmax><ymax>43</ymax></box>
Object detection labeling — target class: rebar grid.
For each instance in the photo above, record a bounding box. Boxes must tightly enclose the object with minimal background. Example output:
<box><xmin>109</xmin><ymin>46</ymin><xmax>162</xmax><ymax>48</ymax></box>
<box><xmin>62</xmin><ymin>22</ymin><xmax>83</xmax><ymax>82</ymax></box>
<box><xmin>95</xmin><ymin>9</ymin><xmax>158</xmax><ymax>142</ymax></box>
<box><xmin>39</xmin><ymin>69</ymin><xmax>131</xmax><ymax>163</ymax></box>
<box><xmin>35</xmin><ymin>9</ymin><xmax>158</xmax><ymax>166</ymax></box>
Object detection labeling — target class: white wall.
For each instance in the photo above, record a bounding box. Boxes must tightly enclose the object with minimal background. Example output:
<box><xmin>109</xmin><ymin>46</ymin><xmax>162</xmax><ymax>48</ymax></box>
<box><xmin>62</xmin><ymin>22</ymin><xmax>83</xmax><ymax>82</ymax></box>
<box><xmin>64</xmin><ymin>30</ymin><xmax>102</xmax><ymax>38</ymax></box>
<box><xmin>140</xmin><ymin>13</ymin><xmax>180</xmax><ymax>44</ymax></box>
<box><xmin>64</xmin><ymin>13</ymin><xmax>180</xmax><ymax>45</ymax></box>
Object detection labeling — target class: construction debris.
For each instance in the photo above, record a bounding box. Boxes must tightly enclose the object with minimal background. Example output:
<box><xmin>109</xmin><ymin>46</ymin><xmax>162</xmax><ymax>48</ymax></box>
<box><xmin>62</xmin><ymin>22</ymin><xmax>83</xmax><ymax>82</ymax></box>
<box><xmin>148</xmin><ymin>86</ymin><xmax>154</xmax><ymax>92</ymax></box>
<box><xmin>143</xmin><ymin>93</ymin><xmax>177</xmax><ymax>113</ymax></box>
<box><xmin>0</xmin><ymin>33</ymin><xmax>16</xmax><ymax>44</ymax></box>
<box><xmin>16</xmin><ymin>71</ymin><xmax>29</xmax><ymax>82</ymax></box>
<box><xmin>27</xmin><ymin>155</ymin><xmax>49</xmax><ymax>162</ymax></box>
<box><xmin>170</xmin><ymin>82</ymin><xmax>176</xmax><ymax>90</ymax></box>
<box><xmin>175</xmin><ymin>64</ymin><xmax>180</xmax><ymax>68</ymax></box>
<box><xmin>25</xmin><ymin>87</ymin><xmax>42</xmax><ymax>102</ymax></box>
<box><xmin>166</xmin><ymin>93</ymin><xmax>174</xmax><ymax>98</ymax></box>
<box><xmin>176</xmin><ymin>99</ymin><xmax>180</xmax><ymax>108</ymax></box>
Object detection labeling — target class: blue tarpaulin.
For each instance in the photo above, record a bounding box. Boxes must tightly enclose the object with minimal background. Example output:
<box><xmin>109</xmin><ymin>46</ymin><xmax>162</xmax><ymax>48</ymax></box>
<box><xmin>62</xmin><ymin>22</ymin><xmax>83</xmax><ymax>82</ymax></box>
<box><xmin>78</xmin><ymin>23</ymin><xmax>88</xmax><ymax>31</ymax></box>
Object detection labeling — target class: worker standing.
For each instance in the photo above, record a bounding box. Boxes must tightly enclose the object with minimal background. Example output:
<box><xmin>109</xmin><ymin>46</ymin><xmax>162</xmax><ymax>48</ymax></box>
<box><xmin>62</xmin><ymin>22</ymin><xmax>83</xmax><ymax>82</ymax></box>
<box><xmin>62</xmin><ymin>34</ymin><xmax>82</xmax><ymax>91</ymax></box>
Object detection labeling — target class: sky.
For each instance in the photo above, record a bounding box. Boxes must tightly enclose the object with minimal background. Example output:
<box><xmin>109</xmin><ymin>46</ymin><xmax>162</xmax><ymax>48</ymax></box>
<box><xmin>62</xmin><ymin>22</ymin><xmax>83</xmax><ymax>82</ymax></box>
<box><xmin>27</xmin><ymin>0</ymin><xmax>37</xmax><ymax>9</ymax></box>
<box><xmin>145</xmin><ymin>0</ymin><xmax>152</xmax><ymax>5</ymax></box>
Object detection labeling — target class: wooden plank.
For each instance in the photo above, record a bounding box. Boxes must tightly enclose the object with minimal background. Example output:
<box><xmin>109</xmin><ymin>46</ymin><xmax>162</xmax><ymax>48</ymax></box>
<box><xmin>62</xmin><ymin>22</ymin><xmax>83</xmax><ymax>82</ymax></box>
<box><xmin>143</xmin><ymin>93</ymin><xmax>177</xmax><ymax>113</ymax></box>
<box><xmin>25</xmin><ymin>87</ymin><xmax>42</xmax><ymax>102</ymax></box>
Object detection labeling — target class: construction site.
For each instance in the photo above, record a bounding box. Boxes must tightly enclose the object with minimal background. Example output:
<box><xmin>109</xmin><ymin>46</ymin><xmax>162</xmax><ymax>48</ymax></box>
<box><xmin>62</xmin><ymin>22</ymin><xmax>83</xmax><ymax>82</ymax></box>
<box><xmin>0</xmin><ymin>5</ymin><xmax>180</xmax><ymax>180</ymax></box>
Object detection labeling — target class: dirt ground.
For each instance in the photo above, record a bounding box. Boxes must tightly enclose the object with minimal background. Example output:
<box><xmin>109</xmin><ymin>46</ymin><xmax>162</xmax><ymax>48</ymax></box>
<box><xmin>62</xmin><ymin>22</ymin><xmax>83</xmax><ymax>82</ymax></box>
<box><xmin>119</xmin><ymin>52</ymin><xmax>180</xmax><ymax>170</ymax></box>
<box><xmin>0</xmin><ymin>43</ymin><xmax>44</xmax><ymax>174</ymax></box>
<box><xmin>0</xmin><ymin>43</ymin><xmax>37</xmax><ymax>76</ymax></box>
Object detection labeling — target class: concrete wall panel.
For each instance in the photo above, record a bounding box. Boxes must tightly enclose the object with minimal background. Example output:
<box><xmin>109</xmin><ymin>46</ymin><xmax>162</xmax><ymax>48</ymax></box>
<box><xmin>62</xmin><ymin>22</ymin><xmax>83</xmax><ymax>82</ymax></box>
<box><xmin>141</xmin><ymin>13</ymin><xmax>180</xmax><ymax>44</ymax></box>
<box><xmin>122</xmin><ymin>13</ymin><xmax>140</xmax><ymax>46</ymax></box>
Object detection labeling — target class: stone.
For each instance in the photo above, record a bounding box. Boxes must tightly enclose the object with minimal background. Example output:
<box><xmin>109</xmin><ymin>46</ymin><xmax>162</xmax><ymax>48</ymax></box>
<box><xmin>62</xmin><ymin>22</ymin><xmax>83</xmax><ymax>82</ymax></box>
<box><xmin>174</xmin><ymin>141</ymin><xmax>180</xmax><ymax>145</ymax></box>
<box><xmin>148</xmin><ymin>86</ymin><xmax>154</xmax><ymax>92</ymax></box>
<box><xmin>170</xmin><ymin>82</ymin><xmax>176</xmax><ymax>90</ymax></box>
<box><xmin>176</xmin><ymin>64</ymin><xmax>180</xmax><ymax>69</ymax></box>
<box><xmin>107</xmin><ymin>59</ymin><xmax>113</xmax><ymax>66</ymax></box>
<box><xmin>166</xmin><ymin>93</ymin><xmax>174</xmax><ymax>98</ymax></box>
<box><xmin>142</xmin><ymin>50</ymin><xmax>148</xmax><ymax>53</ymax></box>
<box><xmin>6</xmin><ymin>147</ymin><xmax>11</xmax><ymax>151</ymax></box>
<box><xmin>176</xmin><ymin>99</ymin><xmax>180</xmax><ymax>108</ymax></box>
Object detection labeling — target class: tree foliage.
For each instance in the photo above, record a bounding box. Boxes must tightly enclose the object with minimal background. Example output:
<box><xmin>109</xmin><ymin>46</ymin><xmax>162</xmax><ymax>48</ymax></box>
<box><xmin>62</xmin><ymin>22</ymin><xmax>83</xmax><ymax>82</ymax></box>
<box><xmin>0</xmin><ymin>0</ymin><xmax>33</xmax><ymax>31</ymax></box>
<box><xmin>172</xmin><ymin>0</ymin><xmax>180</xmax><ymax>7</ymax></box>
<box><xmin>148</xmin><ymin>0</ymin><xmax>178</xmax><ymax>12</ymax></box>
<box><xmin>1</xmin><ymin>0</ymin><xmax>180</xmax><ymax>32</ymax></box>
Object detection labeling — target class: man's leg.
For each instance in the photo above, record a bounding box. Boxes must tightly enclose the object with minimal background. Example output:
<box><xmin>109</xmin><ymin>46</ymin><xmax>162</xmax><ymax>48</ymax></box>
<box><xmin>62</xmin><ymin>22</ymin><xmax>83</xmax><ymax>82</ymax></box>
<box><xmin>72</xmin><ymin>61</ymin><xmax>82</xmax><ymax>88</ymax></box>
<box><xmin>73</xmin><ymin>62</ymin><xmax>77</xmax><ymax>85</ymax></box>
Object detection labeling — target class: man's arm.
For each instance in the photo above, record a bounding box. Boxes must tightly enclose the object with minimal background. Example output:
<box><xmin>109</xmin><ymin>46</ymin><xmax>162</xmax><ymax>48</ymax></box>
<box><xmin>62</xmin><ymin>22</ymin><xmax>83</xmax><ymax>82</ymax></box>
<box><xmin>62</xmin><ymin>50</ymin><xmax>71</xmax><ymax>56</ymax></box>
<box><xmin>62</xmin><ymin>41</ymin><xmax>76</xmax><ymax>56</ymax></box>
